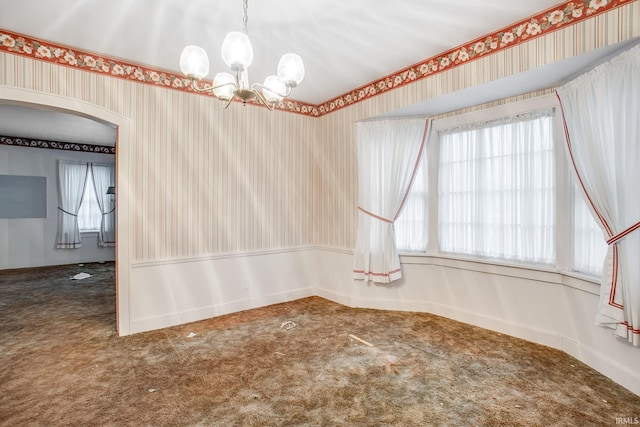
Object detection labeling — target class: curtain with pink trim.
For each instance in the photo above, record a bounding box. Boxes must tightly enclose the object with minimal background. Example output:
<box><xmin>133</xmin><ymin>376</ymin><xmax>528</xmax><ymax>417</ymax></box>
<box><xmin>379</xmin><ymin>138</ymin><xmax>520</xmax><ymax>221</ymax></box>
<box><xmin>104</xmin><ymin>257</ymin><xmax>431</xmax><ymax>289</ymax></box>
<box><xmin>557</xmin><ymin>43</ymin><xmax>640</xmax><ymax>346</ymax></box>
<box><xmin>353</xmin><ymin>118</ymin><xmax>430</xmax><ymax>284</ymax></box>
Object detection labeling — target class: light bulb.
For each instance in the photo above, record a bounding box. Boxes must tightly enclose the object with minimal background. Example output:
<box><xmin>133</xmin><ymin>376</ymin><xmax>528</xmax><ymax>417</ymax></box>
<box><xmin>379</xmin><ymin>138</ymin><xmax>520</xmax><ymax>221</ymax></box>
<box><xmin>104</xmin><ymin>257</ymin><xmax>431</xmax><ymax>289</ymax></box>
<box><xmin>179</xmin><ymin>45</ymin><xmax>209</xmax><ymax>79</ymax></box>
<box><xmin>212</xmin><ymin>72</ymin><xmax>236</xmax><ymax>100</ymax></box>
<box><xmin>277</xmin><ymin>53</ymin><xmax>305</xmax><ymax>87</ymax></box>
<box><xmin>221</xmin><ymin>32</ymin><xmax>253</xmax><ymax>71</ymax></box>
<box><xmin>262</xmin><ymin>75</ymin><xmax>286</xmax><ymax>104</ymax></box>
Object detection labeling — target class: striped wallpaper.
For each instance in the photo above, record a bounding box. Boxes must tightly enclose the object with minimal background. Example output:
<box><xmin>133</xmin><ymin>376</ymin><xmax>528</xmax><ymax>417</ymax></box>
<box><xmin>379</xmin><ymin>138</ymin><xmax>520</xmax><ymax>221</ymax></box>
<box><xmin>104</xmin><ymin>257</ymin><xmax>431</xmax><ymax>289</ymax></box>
<box><xmin>0</xmin><ymin>54</ymin><xmax>319</xmax><ymax>261</ymax></box>
<box><xmin>0</xmin><ymin>1</ymin><xmax>638</xmax><ymax>262</ymax></box>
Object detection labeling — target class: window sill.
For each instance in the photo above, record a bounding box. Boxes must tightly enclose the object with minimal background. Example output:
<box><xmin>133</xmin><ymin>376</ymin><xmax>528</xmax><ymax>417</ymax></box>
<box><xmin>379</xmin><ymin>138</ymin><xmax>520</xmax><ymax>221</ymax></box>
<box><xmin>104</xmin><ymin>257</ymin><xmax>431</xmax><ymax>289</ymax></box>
<box><xmin>399</xmin><ymin>252</ymin><xmax>600</xmax><ymax>296</ymax></box>
<box><xmin>559</xmin><ymin>269</ymin><xmax>601</xmax><ymax>295</ymax></box>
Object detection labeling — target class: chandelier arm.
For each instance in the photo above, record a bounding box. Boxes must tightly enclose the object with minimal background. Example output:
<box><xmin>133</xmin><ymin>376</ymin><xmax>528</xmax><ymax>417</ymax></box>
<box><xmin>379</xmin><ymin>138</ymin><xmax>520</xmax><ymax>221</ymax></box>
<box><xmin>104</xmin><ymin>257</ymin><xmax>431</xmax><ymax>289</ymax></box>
<box><xmin>191</xmin><ymin>80</ymin><xmax>239</xmax><ymax>94</ymax></box>
<box><xmin>251</xmin><ymin>89</ymin><xmax>276</xmax><ymax>111</ymax></box>
<box><xmin>222</xmin><ymin>97</ymin><xmax>235</xmax><ymax>109</ymax></box>
<box><xmin>250</xmin><ymin>82</ymin><xmax>293</xmax><ymax>99</ymax></box>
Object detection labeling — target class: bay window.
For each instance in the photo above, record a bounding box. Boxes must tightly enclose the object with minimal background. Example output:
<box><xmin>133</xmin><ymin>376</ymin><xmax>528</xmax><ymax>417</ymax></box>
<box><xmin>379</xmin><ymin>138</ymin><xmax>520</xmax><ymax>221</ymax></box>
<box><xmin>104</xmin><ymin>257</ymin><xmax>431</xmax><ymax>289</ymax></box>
<box><xmin>394</xmin><ymin>95</ymin><xmax>606</xmax><ymax>279</ymax></box>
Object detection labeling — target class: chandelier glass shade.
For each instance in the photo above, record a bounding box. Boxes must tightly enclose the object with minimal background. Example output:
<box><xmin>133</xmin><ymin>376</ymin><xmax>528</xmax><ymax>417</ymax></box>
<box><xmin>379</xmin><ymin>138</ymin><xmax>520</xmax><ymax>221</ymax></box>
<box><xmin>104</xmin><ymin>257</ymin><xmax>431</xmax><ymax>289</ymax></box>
<box><xmin>179</xmin><ymin>0</ymin><xmax>304</xmax><ymax>110</ymax></box>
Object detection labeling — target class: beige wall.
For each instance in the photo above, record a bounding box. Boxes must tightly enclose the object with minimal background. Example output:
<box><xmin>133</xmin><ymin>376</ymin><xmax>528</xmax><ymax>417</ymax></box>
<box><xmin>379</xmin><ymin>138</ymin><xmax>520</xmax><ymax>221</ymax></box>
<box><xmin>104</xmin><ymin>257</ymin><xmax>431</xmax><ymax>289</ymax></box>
<box><xmin>0</xmin><ymin>53</ymin><xmax>320</xmax><ymax>335</ymax></box>
<box><xmin>0</xmin><ymin>56</ymin><xmax>319</xmax><ymax>262</ymax></box>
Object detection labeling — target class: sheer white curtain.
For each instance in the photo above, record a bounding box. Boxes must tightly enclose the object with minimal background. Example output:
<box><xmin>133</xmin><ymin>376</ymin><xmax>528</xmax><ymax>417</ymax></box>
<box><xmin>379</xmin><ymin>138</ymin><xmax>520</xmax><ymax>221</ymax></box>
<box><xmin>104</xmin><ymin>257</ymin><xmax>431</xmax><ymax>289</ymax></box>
<box><xmin>56</xmin><ymin>161</ymin><xmax>89</xmax><ymax>249</ymax></box>
<box><xmin>438</xmin><ymin>110</ymin><xmax>555</xmax><ymax>264</ymax></box>
<box><xmin>91</xmin><ymin>163</ymin><xmax>115</xmax><ymax>247</ymax></box>
<box><xmin>395</xmin><ymin>156</ymin><xmax>428</xmax><ymax>252</ymax></box>
<box><xmin>572</xmin><ymin>187</ymin><xmax>607</xmax><ymax>276</ymax></box>
<box><xmin>78</xmin><ymin>171</ymin><xmax>101</xmax><ymax>231</ymax></box>
<box><xmin>557</xmin><ymin>43</ymin><xmax>640</xmax><ymax>345</ymax></box>
<box><xmin>353</xmin><ymin>118</ymin><xmax>430</xmax><ymax>283</ymax></box>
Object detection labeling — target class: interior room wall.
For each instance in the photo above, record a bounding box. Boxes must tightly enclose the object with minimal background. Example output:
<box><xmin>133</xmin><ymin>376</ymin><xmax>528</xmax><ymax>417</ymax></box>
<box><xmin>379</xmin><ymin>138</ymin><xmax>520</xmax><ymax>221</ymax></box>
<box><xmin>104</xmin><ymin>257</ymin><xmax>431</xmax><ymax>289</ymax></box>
<box><xmin>0</xmin><ymin>144</ymin><xmax>115</xmax><ymax>269</ymax></box>
<box><xmin>0</xmin><ymin>49</ymin><xmax>320</xmax><ymax>335</ymax></box>
<box><xmin>0</xmin><ymin>0</ymin><xmax>637</xmax><ymax>394</ymax></box>
<box><xmin>311</xmin><ymin>3</ymin><xmax>640</xmax><ymax>395</ymax></box>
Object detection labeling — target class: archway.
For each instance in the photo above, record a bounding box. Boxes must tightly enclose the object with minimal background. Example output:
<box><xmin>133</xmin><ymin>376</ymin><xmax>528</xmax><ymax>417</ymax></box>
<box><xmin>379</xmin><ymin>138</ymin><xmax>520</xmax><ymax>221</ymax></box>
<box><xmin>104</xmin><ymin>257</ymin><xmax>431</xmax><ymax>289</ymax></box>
<box><xmin>0</xmin><ymin>86</ymin><xmax>131</xmax><ymax>335</ymax></box>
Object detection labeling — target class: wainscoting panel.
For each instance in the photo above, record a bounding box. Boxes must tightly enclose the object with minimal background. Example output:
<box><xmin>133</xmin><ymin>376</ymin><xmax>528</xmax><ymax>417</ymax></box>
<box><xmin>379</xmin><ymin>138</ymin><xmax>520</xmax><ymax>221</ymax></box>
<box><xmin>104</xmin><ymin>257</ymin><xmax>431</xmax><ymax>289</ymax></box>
<box><xmin>128</xmin><ymin>248</ymin><xmax>317</xmax><ymax>334</ymax></box>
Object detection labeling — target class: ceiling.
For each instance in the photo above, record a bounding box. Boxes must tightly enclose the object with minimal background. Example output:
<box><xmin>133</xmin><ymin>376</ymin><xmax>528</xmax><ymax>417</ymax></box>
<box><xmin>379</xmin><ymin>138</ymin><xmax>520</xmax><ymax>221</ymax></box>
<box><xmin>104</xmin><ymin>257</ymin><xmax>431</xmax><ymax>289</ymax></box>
<box><xmin>0</xmin><ymin>0</ymin><xmax>637</xmax><ymax>146</ymax></box>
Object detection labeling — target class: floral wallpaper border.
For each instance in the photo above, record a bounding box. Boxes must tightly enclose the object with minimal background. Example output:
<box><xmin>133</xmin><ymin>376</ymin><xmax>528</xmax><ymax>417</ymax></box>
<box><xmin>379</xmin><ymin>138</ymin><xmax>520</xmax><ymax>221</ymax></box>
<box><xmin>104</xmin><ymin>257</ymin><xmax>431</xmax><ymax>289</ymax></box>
<box><xmin>0</xmin><ymin>0</ymin><xmax>632</xmax><ymax>118</ymax></box>
<box><xmin>315</xmin><ymin>0</ymin><xmax>632</xmax><ymax>116</ymax></box>
<box><xmin>0</xmin><ymin>135</ymin><xmax>116</xmax><ymax>155</ymax></box>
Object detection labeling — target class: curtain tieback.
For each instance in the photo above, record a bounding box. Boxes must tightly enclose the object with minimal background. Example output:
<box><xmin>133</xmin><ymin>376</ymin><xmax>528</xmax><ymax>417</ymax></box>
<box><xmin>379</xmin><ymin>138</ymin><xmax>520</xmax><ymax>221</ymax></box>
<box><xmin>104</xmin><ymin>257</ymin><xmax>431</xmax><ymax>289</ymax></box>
<box><xmin>57</xmin><ymin>207</ymin><xmax>78</xmax><ymax>217</ymax></box>
<box><xmin>607</xmin><ymin>221</ymin><xmax>640</xmax><ymax>245</ymax></box>
<box><xmin>358</xmin><ymin>206</ymin><xmax>393</xmax><ymax>224</ymax></box>
<box><xmin>102</xmin><ymin>208</ymin><xmax>115</xmax><ymax>215</ymax></box>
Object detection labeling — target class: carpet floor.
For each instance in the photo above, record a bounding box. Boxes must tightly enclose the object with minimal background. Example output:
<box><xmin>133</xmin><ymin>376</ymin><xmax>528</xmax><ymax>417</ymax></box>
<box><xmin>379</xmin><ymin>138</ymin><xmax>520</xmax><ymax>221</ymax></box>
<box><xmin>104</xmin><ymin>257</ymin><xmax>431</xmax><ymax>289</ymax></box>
<box><xmin>0</xmin><ymin>262</ymin><xmax>639</xmax><ymax>426</ymax></box>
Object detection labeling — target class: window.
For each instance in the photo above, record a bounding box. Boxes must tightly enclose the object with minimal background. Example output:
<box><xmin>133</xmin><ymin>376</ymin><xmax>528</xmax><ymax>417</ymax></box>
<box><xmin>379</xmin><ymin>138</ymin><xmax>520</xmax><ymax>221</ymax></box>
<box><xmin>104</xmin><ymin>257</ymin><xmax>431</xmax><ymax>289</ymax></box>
<box><xmin>77</xmin><ymin>170</ymin><xmax>101</xmax><ymax>232</ymax></box>
<box><xmin>438</xmin><ymin>111</ymin><xmax>555</xmax><ymax>265</ymax></box>
<box><xmin>394</xmin><ymin>95</ymin><xmax>607</xmax><ymax>279</ymax></box>
<box><xmin>56</xmin><ymin>161</ymin><xmax>115</xmax><ymax>248</ymax></box>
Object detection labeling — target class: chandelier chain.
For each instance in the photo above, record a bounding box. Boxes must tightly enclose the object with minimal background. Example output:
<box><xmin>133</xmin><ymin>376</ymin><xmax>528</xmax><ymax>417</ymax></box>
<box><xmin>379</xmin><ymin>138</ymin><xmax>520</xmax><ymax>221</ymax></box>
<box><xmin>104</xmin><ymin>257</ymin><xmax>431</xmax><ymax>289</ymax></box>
<box><xmin>242</xmin><ymin>0</ymin><xmax>249</xmax><ymax>35</ymax></box>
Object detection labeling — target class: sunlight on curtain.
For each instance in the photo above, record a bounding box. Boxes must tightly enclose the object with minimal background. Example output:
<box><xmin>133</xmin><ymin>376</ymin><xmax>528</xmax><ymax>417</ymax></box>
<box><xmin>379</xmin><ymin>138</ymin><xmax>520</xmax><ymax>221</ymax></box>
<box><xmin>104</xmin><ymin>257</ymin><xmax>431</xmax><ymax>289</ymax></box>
<box><xmin>438</xmin><ymin>110</ymin><xmax>555</xmax><ymax>265</ymax></box>
<box><xmin>572</xmin><ymin>187</ymin><xmax>607</xmax><ymax>276</ymax></box>
<box><xmin>78</xmin><ymin>171</ymin><xmax>101</xmax><ymax>231</ymax></box>
<box><xmin>395</xmin><ymin>153</ymin><xmax>428</xmax><ymax>252</ymax></box>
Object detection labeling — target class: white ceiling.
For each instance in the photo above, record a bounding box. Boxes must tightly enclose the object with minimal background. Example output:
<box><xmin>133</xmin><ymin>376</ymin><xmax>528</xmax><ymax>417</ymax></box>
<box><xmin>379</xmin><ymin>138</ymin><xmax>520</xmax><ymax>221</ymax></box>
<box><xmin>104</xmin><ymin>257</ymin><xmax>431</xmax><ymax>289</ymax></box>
<box><xmin>0</xmin><ymin>1</ymin><xmax>637</xmax><ymax>146</ymax></box>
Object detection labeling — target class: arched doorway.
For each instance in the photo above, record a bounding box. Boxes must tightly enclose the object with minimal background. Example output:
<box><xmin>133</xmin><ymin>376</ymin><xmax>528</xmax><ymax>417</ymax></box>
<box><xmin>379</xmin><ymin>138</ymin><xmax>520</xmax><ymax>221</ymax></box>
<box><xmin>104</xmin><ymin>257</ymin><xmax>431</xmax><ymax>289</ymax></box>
<box><xmin>0</xmin><ymin>87</ymin><xmax>131</xmax><ymax>335</ymax></box>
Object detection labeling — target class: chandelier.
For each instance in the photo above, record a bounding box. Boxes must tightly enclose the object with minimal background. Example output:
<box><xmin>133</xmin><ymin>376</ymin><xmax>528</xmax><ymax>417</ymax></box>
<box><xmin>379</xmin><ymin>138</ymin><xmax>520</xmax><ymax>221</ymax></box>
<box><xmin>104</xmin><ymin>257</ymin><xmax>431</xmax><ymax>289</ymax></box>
<box><xmin>179</xmin><ymin>0</ymin><xmax>305</xmax><ymax>110</ymax></box>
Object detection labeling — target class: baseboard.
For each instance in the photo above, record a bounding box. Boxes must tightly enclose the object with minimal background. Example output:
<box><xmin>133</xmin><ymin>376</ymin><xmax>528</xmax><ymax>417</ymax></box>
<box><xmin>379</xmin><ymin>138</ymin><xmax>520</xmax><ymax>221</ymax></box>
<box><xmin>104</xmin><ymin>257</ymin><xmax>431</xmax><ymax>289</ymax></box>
<box><xmin>561</xmin><ymin>336</ymin><xmax>640</xmax><ymax>396</ymax></box>
<box><xmin>130</xmin><ymin>287</ymin><xmax>316</xmax><ymax>334</ymax></box>
<box><xmin>315</xmin><ymin>288</ymin><xmax>352</xmax><ymax>308</ymax></box>
<box><xmin>361</xmin><ymin>295</ymin><xmax>562</xmax><ymax>349</ymax></box>
<box><xmin>317</xmin><ymin>289</ymin><xmax>563</xmax><ymax>349</ymax></box>
<box><xmin>316</xmin><ymin>289</ymin><xmax>562</xmax><ymax>349</ymax></box>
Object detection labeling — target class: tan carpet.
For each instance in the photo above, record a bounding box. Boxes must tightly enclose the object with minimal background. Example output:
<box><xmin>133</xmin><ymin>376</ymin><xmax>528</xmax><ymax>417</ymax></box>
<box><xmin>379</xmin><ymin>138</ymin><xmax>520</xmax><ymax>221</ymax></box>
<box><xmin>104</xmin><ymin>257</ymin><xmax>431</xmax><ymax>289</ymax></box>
<box><xmin>1</xmin><ymin>262</ymin><xmax>639</xmax><ymax>426</ymax></box>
